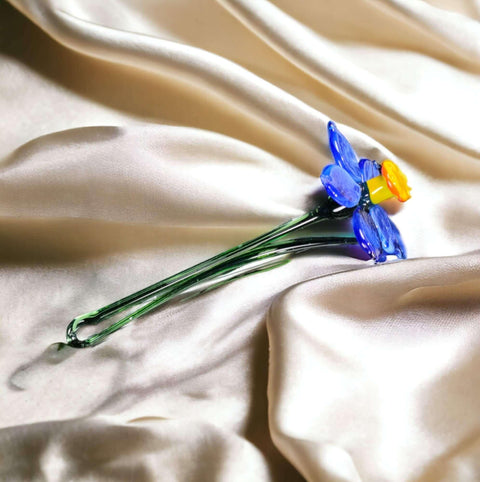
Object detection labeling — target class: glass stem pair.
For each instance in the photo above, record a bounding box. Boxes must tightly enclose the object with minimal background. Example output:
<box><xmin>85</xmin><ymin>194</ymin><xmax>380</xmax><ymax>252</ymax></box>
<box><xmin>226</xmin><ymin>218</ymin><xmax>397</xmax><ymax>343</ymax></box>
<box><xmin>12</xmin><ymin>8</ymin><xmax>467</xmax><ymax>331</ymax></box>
<box><xmin>66</xmin><ymin>197</ymin><xmax>355</xmax><ymax>348</ymax></box>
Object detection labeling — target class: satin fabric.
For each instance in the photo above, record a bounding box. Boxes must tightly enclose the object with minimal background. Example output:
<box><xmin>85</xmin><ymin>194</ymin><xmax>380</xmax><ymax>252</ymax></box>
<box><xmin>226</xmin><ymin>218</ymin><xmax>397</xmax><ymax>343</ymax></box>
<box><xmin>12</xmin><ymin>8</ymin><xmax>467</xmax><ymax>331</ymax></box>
<box><xmin>1</xmin><ymin>1</ymin><xmax>480</xmax><ymax>480</ymax></box>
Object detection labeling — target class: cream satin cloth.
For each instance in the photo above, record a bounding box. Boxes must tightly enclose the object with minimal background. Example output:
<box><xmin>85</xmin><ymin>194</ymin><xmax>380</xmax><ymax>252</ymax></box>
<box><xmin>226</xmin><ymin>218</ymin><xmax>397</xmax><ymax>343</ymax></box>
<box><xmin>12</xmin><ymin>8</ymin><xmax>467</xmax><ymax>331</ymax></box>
<box><xmin>1</xmin><ymin>0</ymin><xmax>480</xmax><ymax>480</ymax></box>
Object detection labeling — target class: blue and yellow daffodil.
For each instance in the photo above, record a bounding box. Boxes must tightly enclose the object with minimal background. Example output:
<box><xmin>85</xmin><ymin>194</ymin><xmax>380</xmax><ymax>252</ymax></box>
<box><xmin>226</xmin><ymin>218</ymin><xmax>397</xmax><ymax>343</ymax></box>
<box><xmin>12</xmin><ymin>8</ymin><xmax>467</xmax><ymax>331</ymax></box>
<box><xmin>321</xmin><ymin>121</ymin><xmax>411</xmax><ymax>262</ymax></box>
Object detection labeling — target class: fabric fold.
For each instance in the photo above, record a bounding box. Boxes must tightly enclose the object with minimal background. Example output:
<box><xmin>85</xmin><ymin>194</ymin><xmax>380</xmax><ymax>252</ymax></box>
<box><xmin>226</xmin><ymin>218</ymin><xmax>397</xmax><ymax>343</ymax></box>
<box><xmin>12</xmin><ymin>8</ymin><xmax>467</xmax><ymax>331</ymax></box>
<box><xmin>8</xmin><ymin>0</ymin><xmax>400</xmax><ymax>164</ymax></box>
<box><xmin>268</xmin><ymin>251</ymin><xmax>480</xmax><ymax>481</ymax></box>
<box><xmin>219</xmin><ymin>0</ymin><xmax>480</xmax><ymax>158</ymax></box>
<box><xmin>2</xmin><ymin>1</ymin><xmax>480</xmax><ymax>480</ymax></box>
<box><xmin>0</xmin><ymin>416</ymin><xmax>272</xmax><ymax>481</ymax></box>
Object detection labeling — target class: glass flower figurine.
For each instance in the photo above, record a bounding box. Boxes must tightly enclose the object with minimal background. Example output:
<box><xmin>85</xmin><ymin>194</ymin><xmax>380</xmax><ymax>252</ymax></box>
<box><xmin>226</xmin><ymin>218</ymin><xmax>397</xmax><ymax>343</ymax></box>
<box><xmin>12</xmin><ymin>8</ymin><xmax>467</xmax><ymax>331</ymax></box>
<box><xmin>64</xmin><ymin>121</ymin><xmax>411</xmax><ymax>348</ymax></box>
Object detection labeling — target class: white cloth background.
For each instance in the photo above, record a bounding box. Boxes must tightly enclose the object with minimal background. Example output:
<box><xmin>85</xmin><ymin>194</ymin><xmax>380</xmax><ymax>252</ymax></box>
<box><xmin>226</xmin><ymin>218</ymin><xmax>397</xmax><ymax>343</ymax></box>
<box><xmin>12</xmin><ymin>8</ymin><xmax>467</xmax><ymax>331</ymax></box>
<box><xmin>1</xmin><ymin>0</ymin><xmax>480</xmax><ymax>480</ymax></box>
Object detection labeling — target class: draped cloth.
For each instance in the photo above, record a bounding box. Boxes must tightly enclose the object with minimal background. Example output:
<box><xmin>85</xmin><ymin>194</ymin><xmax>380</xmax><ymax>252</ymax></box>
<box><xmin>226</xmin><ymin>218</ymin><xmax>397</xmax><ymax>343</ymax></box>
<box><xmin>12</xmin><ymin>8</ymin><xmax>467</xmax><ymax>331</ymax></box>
<box><xmin>1</xmin><ymin>1</ymin><xmax>480</xmax><ymax>480</ymax></box>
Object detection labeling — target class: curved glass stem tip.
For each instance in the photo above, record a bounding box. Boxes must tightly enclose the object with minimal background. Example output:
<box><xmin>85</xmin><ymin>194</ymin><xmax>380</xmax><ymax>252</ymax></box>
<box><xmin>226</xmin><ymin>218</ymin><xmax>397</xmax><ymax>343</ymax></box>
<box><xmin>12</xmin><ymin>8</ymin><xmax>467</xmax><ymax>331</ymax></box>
<box><xmin>66</xmin><ymin>198</ymin><xmax>355</xmax><ymax>348</ymax></box>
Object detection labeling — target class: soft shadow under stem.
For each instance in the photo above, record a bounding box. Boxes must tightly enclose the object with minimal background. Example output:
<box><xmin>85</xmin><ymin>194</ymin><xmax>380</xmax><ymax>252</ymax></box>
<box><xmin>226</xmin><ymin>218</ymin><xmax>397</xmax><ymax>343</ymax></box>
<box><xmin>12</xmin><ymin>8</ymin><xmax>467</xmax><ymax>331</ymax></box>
<box><xmin>66</xmin><ymin>198</ymin><xmax>355</xmax><ymax>348</ymax></box>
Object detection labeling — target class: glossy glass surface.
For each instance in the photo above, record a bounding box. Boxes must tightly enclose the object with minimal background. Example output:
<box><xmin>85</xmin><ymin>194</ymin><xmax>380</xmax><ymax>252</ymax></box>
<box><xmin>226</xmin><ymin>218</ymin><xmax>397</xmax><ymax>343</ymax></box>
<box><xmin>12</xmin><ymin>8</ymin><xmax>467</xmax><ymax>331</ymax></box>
<box><xmin>359</xmin><ymin>158</ymin><xmax>381</xmax><ymax>182</ymax></box>
<box><xmin>320</xmin><ymin>164</ymin><xmax>361</xmax><ymax>208</ymax></box>
<box><xmin>327</xmin><ymin>121</ymin><xmax>362</xmax><ymax>182</ymax></box>
<box><xmin>369</xmin><ymin>205</ymin><xmax>406</xmax><ymax>259</ymax></box>
<box><xmin>381</xmin><ymin>160</ymin><xmax>412</xmax><ymax>202</ymax></box>
<box><xmin>352</xmin><ymin>208</ymin><xmax>386</xmax><ymax>263</ymax></box>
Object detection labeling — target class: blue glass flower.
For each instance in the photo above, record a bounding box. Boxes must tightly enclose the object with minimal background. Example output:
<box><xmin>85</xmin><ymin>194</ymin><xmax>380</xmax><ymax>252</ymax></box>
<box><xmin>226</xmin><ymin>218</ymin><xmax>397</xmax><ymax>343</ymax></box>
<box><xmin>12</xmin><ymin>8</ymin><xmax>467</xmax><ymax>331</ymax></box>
<box><xmin>321</xmin><ymin>121</ymin><xmax>411</xmax><ymax>263</ymax></box>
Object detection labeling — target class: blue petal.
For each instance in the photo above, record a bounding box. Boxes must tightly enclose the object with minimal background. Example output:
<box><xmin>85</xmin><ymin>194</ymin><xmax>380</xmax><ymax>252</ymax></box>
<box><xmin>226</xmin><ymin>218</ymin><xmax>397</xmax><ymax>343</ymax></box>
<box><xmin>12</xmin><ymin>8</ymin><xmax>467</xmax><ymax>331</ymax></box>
<box><xmin>359</xmin><ymin>158</ymin><xmax>381</xmax><ymax>182</ymax></box>
<box><xmin>352</xmin><ymin>208</ymin><xmax>386</xmax><ymax>262</ymax></box>
<box><xmin>328</xmin><ymin>121</ymin><xmax>362</xmax><ymax>183</ymax></box>
<box><xmin>369</xmin><ymin>205</ymin><xmax>407</xmax><ymax>259</ymax></box>
<box><xmin>321</xmin><ymin>164</ymin><xmax>361</xmax><ymax>208</ymax></box>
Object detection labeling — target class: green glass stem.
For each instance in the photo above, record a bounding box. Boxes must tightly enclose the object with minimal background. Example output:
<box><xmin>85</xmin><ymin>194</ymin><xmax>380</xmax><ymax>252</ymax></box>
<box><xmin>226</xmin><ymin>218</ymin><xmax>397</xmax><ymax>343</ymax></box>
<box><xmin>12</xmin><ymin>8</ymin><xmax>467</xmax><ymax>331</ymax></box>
<box><xmin>66</xmin><ymin>198</ymin><xmax>355</xmax><ymax>348</ymax></box>
<box><xmin>174</xmin><ymin>235</ymin><xmax>358</xmax><ymax>301</ymax></box>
